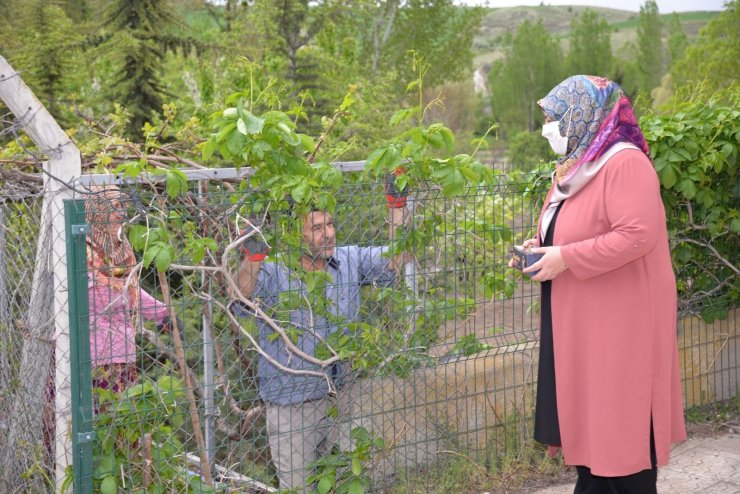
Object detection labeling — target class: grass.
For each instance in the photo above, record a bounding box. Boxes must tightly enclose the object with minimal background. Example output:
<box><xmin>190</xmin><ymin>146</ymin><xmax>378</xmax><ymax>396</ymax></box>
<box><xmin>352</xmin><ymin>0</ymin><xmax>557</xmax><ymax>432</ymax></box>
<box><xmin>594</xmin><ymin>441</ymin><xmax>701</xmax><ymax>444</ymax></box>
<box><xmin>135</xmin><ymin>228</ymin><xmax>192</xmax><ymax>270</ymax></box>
<box><xmin>387</xmin><ymin>396</ymin><xmax>739</xmax><ymax>493</ymax></box>
<box><xmin>388</xmin><ymin>439</ymin><xmax>567</xmax><ymax>494</ymax></box>
<box><xmin>610</xmin><ymin>11</ymin><xmax>719</xmax><ymax>29</ymax></box>
<box><xmin>387</xmin><ymin>412</ymin><xmax>569</xmax><ymax>493</ymax></box>
<box><xmin>685</xmin><ymin>395</ymin><xmax>739</xmax><ymax>424</ymax></box>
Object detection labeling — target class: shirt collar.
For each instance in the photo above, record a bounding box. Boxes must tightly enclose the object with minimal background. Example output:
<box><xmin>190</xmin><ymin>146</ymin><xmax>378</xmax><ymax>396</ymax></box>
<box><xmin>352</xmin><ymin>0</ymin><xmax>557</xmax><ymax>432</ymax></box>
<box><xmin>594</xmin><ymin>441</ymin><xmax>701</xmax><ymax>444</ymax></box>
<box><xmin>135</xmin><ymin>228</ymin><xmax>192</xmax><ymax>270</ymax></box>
<box><xmin>327</xmin><ymin>256</ymin><xmax>340</xmax><ymax>270</ymax></box>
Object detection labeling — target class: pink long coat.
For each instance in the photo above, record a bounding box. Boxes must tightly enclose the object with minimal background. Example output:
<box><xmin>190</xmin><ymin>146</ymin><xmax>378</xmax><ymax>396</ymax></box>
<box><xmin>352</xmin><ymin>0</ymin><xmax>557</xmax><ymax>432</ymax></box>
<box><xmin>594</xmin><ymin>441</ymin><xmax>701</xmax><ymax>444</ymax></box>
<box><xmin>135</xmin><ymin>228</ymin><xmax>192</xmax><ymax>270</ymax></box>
<box><xmin>540</xmin><ymin>148</ymin><xmax>687</xmax><ymax>476</ymax></box>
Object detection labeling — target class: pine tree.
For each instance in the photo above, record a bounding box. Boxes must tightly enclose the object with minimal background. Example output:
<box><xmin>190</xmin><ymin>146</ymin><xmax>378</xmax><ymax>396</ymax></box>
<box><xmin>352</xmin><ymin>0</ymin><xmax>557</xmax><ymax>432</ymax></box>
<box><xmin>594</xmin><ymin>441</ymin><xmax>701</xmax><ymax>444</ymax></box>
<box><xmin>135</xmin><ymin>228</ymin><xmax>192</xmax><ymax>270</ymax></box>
<box><xmin>9</xmin><ymin>1</ymin><xmax>81</xmax><ymax>119</ymax></box>
<box><xmin>99</xmin><ymin>0</ymin><xmax>195</xmax><ymax>138</ymax></box>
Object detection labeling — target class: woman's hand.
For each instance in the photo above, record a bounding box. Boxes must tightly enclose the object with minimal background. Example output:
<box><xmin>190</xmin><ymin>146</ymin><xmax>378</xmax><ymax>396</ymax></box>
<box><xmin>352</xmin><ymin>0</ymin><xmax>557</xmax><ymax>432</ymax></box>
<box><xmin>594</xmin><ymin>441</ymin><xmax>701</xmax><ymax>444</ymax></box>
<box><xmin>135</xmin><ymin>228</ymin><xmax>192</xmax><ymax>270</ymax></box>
<box><xmin>508</xmin><ymin>238</ymin><xmax>539</xmax><ymax>268</ymax></box>
<box><xmin>525</xmin><ymin>246</ymin><xmax>568</xmax><ymax>281</ymax></box>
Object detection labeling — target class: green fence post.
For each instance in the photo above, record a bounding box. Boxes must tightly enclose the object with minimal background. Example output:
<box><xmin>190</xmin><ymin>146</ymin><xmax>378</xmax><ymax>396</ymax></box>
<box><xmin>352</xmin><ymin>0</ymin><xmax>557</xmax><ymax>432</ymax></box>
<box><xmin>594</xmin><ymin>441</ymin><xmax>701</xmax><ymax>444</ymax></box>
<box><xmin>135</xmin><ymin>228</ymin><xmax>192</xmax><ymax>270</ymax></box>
<box><xmin>64</xmin><ymin>199</ymin><xmax>94</xmax><ymax>494</ymax></box>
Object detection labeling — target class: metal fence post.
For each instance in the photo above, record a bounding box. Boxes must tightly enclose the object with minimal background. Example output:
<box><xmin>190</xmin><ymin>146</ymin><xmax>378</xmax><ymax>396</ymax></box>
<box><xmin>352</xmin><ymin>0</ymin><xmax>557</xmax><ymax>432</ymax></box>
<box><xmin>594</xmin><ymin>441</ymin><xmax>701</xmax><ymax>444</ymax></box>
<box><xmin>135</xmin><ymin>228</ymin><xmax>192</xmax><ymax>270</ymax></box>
<box><xmin>64</xmin><ymin>199</ymin><xmax>93</xmax><ymax>494</ymax></box>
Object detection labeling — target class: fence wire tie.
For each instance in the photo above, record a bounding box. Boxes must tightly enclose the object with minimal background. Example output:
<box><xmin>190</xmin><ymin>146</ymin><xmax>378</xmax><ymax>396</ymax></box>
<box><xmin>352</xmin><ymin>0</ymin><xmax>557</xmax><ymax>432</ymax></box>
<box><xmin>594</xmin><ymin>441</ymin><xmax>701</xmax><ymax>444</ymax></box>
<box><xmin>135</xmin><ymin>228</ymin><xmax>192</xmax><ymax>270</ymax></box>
<box><xmin>0</xmin><ymin>71</ymin><xmax>21</xmax><ymax>83</ymax></box>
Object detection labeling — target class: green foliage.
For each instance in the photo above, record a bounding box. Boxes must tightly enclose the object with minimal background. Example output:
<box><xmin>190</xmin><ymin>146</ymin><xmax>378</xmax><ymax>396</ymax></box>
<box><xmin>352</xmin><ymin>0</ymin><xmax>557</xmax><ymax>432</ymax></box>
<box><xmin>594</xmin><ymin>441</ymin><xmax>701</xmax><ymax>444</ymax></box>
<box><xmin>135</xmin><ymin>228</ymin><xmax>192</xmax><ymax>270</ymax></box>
<box><xmin>672</xmin><ymin>0</ymin><xmax>740</xmax><ymax>92</ymax></box>
<box><xmin>566</xmin><ymin>9</ymin><xmax>613</xmax><ymax>77</ymax></box>
<box><xmin>97</xmin><ymin>0</ymin><xmax>196</xmax><ymax>138</ymax></box>
<box><xmin>6</xmin><ymin>1</ymin><xmax>81</xmax><ymax>119</ymax></box>
<box><xmin>366</xmin><ymin>53</ymin><xmax>493</xmax><ymax>197</ymax></box>
<box><xmin>449</xmin><ymin>333</ymin><xmax>492</xmax><ymax>357</ymax></box>
<box><xmin>636</xmin><ymin>0</ymin><xmax>664</xmax><ymax>95</ymax></box>
<box><xmin>640</xmin><ymin>85</ymin><xmax>739</xmax><ymax>317</ymax></box>
<box><xmin>383</xmin><ymin>1</ymin><xmax>484</xmax><ymax>89</ymax></box>
<box><xmin>307</xmin><ymin>427</ymin><xmax>384</xmax><ymax>494</ymax></box>
<box><xmin>666</xmin><ymin>14</ymin><xmax>689</xmax><ymax>69</ymax></box>
<box><xmin>488</xmin><ymin>19</ymin><xmax>564</xmax><ymax>135</ymax></box>
<box><xmin>506</xmin><ymin>130</ymin><xmax>552</xmax><ymax>170</ymax></box>
<box><xmin>85</xmin><ymin>375</ymin><xmax>215</xmax><ymax>493</ymax></box>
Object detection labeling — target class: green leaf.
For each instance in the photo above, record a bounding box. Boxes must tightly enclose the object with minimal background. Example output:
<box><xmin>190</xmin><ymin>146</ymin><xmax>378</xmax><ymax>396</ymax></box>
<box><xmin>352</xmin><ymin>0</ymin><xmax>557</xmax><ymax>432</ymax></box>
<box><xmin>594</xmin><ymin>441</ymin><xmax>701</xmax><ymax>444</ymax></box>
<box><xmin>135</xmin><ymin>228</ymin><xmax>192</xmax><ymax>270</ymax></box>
<box><xmin>297</xmin><ymin>133</ymin><xmax>315</xmax><ymax>153</ymax></box>
<box><xmin>100</xmin><ymin>475</ymin><xmax>117</xmax><ymax>494</ymax></box>
<box><xmin>165</xmin><ymin>169</ymin><xmax>188</xmax><ymax>199</ymax></box>
<box><xmin>142</xmin><ymin>244</ymin><xmax>160</xmax><ymax>268</ymax></box>
<box><xmin>389</xmin><ymin>107</ymin><xmax>419</xmax><ymax>127</ymax></box>
<box><xmin>659</xmin><ymin>163</ymin><xmax>678</xmax><ymax>189</ymax></box>
<box><xmin>291</xmin><ymin>181</ymin><xmax>311</xmax><ymax>204</ymax></box>
<box><xmin>216</xmin><ymin>122</ymin><xmax>236</xmax><ymax>143</ymax></box>
<box><xmin>226</xmin><ymin>130</ymin><xmax>247</xmax><ymax>156</ymax></box>
<box><xmin>347</xmin><ymin>477</ymin><xmax>365</xmax><ymax>494</ymax></box>
<box><xmin>317</xmin><ymin>475</ymin><xmax>334</xmax><ymax>494</ymax></box>
<box><xmin>239</xmin><ymin>111</ymin><xmax>265</xmax><ymax>135</ymax></box>
<box><xmin>201</xmin><ymin>138</ymin><xmax>218</xmax><ymax>161</ymax></box>
<box><xmin>351</xmin><ymin>456</ymin><xmax>363</xmax><ymax>476</ymax></box>
<box><xmin>440</xmin><ymin>168</ymin><xmax>465</xmax><ymax>196</ymax></box>
<box><xmin>154</xmin><ymin>245</ymin><xmax>174</xmax><ymax>272</ymax></box>
<box><xmin>251</xmin><ymin>141</ymin><xmax>273</xmax><ymax>160</ymax></box>
<box><xmin>677</xmin><ymin>178</ymin><xmax>697</xmax><ymax>199</ymax></box>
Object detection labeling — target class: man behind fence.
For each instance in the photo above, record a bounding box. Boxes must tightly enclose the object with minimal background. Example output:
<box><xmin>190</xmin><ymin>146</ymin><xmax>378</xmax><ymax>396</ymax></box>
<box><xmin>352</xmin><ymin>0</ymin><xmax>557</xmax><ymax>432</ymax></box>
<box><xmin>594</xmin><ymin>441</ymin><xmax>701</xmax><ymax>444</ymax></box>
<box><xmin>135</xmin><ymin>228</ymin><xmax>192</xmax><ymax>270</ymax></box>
<box><xmin>231</xmin><ymin>177</ymin><xmax>410</xmax><ymax>492</ymax></box>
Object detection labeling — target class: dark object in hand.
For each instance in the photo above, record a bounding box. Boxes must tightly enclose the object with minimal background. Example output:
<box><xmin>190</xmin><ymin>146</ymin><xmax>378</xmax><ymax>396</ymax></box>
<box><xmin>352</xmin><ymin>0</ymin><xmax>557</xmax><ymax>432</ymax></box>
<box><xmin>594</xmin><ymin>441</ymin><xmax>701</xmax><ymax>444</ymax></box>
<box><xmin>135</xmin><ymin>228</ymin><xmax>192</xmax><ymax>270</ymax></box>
<box><xmin>157</xmin><ymin>316</ymin><xmax>185</xmax><ymax>343</ymax></box>
<box><xmin>511</xmin><ymin>246</ymin><xmax>543</xmax><ymax>277</ymax></box>
<box><xmin>241</xmin><ymin>232</ymin><xmax>270</xmax><ymax>262</ymax></box>
<box><xmin>384</xmin><ymin>169</ymin><xmax>408</xmax><ymax>208</ymax></box>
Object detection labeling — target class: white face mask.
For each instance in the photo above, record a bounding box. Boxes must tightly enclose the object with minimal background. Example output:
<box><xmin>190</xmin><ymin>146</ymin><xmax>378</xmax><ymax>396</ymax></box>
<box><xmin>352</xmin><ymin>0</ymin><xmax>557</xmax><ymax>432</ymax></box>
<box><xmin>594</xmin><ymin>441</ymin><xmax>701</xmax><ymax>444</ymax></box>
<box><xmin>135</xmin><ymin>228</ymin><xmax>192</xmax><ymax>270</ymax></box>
<box><xmin>542</xmin><ymin>107</ymin><xmax>573</xmax><ymax>155</ymax></box>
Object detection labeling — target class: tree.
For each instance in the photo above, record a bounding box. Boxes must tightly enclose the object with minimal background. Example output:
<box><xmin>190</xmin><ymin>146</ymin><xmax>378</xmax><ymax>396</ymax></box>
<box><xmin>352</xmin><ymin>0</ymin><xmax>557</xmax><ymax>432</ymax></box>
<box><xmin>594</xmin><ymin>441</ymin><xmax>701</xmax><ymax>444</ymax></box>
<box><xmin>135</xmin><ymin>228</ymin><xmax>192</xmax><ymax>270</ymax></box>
<box><xmin>636</xmin><ymin>0</ymin><xmax>664</xmax><ymax>94</ymax></box>
<box><xmin>252</xmin><ymin>0</ymin><xmax>339</xmax><ymax>90</ymax></box>
<box><xmin>488</xmin><ymin>19</ymin><xmax>564</xmax><ymax>135</ymax></box>
<box><xmin>666</xmin><ymin>13</ymin><xmax>689</xmax><ymax>69</ymax></box>
<box><xmin>566</xmin><ymin>9</ymin><xmax>613</xmax><ymax>77</ymax></box>
<box><xmin>97</xmin><ymin>0</ymin><xmax>196</xmax><ymax>138</ymax></box>
<box><xmin>383</xmin><ymin>1</ymin><xmax>483</xmax><ymax>88</ymax></box>
<box><xmin>672</xmin><ymin>0</ymin><xmax>739</xmax><ymax>92</ymax></box>
<box><xmin>1</xmin><ymin>1</ymin><xmax>81</xmax><ymax>119</ymax></box>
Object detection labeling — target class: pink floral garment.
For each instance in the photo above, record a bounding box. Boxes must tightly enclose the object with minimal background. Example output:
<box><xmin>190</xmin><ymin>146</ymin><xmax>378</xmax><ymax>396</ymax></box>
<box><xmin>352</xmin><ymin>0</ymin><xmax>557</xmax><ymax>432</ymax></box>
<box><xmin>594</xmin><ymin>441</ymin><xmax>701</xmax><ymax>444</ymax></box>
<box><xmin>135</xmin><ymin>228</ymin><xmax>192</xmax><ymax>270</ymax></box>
<box><xmin>88</xmin><ymin>272</ymin><xmax>169</xmax><ymax>366</ymax></box>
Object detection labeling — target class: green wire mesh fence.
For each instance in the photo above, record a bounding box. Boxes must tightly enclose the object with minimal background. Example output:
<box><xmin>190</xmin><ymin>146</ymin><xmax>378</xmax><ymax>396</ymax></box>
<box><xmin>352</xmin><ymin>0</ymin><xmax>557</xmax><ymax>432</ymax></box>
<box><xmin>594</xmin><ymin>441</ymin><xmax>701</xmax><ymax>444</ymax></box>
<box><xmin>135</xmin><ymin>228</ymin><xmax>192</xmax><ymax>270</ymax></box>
<box><xmin>0</xmin><ymin>167</ymin><xmax>737</xmax><ymax>493</ymax></box>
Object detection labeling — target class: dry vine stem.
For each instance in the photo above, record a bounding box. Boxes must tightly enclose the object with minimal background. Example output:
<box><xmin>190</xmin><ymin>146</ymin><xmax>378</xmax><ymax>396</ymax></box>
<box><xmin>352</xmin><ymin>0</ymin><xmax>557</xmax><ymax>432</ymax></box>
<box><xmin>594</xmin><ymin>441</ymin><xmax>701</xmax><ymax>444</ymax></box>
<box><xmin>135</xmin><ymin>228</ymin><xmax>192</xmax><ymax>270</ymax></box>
<box><xmin>157</xmin><ymin>271</ymin><xmax>213</xmax><ymax>486</ymax></box>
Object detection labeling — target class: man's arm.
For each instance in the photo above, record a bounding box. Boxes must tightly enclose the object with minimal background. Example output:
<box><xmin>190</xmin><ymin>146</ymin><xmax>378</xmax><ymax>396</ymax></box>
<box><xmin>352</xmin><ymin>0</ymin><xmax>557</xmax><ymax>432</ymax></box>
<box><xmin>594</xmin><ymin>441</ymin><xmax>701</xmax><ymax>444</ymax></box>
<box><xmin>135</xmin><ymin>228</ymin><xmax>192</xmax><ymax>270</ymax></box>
<box><xmin>233</xmin><ymin>224</ymin><xmax>270</xmax><ymax>299</ymax></box>
<box><xmin>388</xmin><ymin>206</ymin><xmax>412</xmax><ymax>272</ymax></box>
<box><xmin>385</xmin><ymin>171</ymin><xmax>412</xmax><ymax>272</ymax></box>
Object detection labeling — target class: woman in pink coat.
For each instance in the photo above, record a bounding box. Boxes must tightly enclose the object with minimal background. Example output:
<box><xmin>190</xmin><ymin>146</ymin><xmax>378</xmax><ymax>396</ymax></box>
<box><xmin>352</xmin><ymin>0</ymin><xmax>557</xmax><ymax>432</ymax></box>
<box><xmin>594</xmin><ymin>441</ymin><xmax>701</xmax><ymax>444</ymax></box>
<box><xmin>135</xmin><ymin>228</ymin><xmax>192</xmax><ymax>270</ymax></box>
<box><xmin>514</xmin><ymin>76</ymin><xmax>686</xmax><ymax>493</ymax></box>
<box><xmin>85</xmin><ymin>185</ymin><xmax>170</xmax><ymax>394</ymax></box>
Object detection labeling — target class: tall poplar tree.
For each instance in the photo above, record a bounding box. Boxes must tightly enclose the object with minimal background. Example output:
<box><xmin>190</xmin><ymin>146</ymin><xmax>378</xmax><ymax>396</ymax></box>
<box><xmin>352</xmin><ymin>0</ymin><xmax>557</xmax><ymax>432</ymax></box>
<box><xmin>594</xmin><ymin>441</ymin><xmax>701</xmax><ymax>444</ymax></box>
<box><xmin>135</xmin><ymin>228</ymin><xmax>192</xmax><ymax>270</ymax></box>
<box><xmin>672</xmin><ymin>0</ymin><xmax>739</xmax><ymax>91</ymax></box>
<box><xmin>636</xmin><ymin>0</ymin><xmax>664</xmax><ymax>94</ymax></box>
<box><xmin>566</xmin><ymin>9</ymin><xmax>613</xmax><ymax>77</ymax></box>
<box><xmin>488</xmin><ymin>19</ymin><xmax>564</xmax><ymax>134</ymax></box>
<box><xmin>666</xmin><ymin>14</ymin><xmax>689</xmax><ymax>69</ymax></box>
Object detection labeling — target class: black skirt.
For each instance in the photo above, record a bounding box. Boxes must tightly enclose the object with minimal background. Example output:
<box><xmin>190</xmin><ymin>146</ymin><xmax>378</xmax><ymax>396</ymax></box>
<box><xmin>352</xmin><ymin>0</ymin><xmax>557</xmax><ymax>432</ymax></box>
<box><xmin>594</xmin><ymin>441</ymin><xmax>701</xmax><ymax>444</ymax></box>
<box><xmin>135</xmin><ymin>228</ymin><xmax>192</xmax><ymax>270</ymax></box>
<box><xmin>534</xmin><ymin>201</ymin><xmax>562</xmax><ymax>446</ymax></box>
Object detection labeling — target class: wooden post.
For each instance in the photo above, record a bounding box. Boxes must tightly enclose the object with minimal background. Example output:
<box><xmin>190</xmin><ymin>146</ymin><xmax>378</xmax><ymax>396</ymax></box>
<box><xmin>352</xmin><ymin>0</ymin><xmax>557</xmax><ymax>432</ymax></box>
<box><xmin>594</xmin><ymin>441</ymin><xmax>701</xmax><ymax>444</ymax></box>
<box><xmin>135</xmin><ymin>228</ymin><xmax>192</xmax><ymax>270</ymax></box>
<box><xmin>0</xmin><ymin>56</ymin><xmax>81</xmax><ymax>493</ymax></box>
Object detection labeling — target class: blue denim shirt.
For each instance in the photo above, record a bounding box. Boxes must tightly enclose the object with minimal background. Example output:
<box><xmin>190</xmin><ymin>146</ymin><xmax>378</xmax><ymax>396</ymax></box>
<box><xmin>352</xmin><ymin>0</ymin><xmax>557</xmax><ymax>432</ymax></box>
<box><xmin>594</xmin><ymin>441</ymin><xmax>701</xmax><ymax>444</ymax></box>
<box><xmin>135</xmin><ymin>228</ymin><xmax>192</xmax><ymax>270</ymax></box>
<box><xmin>233</xmin><ymin>245</ymin><xmax>394</xmax><ymax>405</ymax></box>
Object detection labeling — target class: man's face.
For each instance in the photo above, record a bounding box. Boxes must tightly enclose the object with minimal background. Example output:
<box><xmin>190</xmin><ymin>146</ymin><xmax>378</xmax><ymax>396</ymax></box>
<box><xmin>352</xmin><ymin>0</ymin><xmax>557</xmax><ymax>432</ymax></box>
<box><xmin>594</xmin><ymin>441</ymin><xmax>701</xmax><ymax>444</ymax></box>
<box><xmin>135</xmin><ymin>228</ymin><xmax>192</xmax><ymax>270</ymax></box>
<box><xmin>302</xmin><ymin>211</ymin><xmax>336</xmax><ymax>260</ymax></box>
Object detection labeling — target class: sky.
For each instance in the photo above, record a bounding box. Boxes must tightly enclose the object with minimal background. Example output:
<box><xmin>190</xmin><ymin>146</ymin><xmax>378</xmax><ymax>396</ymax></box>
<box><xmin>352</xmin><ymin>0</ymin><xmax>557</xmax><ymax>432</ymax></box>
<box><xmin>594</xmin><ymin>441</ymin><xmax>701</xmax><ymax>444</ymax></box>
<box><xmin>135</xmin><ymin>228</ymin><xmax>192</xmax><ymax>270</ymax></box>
<box><xmin>455</xmin><ymin>0</ymin><xmax>728</xmax><ymax>12</ymax></box>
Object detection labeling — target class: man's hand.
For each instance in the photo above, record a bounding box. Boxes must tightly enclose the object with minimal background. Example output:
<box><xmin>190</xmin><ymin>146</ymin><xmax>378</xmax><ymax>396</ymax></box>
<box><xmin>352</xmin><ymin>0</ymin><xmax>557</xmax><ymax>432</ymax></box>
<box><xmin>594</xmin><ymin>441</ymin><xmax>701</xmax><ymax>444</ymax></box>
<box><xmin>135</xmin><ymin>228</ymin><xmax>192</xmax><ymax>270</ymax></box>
<box><xmin>385</xmin><ymin>169</ymin><xmax>408</xmax><ymax>209</ymax></box>
<box><xmin>233</xmin><ymin>218</ymin><xmax>269</xmax><ymax>300</ymax></box>
<box><xmin>240</xmin><ymin>219</ymin><xmax>270</xmax><ymax>262</ymax></box>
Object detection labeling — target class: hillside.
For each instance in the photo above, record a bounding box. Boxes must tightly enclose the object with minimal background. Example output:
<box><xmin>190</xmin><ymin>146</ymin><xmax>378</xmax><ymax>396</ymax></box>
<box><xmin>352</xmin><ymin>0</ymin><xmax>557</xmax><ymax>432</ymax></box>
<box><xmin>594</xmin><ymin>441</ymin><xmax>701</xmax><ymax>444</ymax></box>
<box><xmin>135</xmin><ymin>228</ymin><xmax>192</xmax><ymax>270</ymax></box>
<box><xmin>473</xmin><ymin>5</ymin><xmax>719</xmax><ymax>66</ymax></box>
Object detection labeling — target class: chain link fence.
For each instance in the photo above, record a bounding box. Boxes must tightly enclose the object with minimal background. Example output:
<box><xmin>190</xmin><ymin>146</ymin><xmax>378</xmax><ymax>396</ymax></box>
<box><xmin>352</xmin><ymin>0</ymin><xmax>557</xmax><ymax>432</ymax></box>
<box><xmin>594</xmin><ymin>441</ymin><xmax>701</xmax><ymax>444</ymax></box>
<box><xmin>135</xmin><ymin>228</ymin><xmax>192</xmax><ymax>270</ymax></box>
<box><xmin>0</xmin><ymin>166</ymin><xmax>736</xmax><ymax>493</ymax></box>
<box><xmin>0</xmin><ymin>181</ymin><xmax>73</xmax><ymax>493</ymax></box>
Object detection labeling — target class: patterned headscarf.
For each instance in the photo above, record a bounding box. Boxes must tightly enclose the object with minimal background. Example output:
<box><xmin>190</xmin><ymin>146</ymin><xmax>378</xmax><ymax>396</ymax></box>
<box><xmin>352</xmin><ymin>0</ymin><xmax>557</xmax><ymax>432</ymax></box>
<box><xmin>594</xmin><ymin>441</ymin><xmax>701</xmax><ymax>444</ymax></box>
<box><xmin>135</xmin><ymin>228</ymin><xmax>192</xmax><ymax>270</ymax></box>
<box><xmin>538</xmin><ymin>75</ymin><xmax>649</xmax><ymax>185</ymax></box>
<box><xmin>85</xmin><ymin>185</ymin><xmax>139</xmax><ymax>308</ymax></box>
<box><xmin>85</xmin><ymin>185</ymin><xmax>135</xmax><ymax>270</ymax></box>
